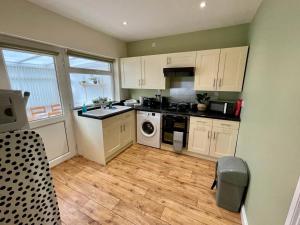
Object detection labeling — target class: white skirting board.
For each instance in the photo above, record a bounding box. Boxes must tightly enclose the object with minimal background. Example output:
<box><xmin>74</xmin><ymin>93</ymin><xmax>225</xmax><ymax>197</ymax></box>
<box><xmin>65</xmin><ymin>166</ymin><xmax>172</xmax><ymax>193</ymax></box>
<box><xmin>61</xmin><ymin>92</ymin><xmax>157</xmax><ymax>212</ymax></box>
<box><xmin>241</xmin><ymin>205</ymin><xmax>249</xmax><ymax>225</ymax></box>
<box><xmin>285</xmin><ymin>176</ymin><xmax>300</xmax><ymax>225</ymax></box>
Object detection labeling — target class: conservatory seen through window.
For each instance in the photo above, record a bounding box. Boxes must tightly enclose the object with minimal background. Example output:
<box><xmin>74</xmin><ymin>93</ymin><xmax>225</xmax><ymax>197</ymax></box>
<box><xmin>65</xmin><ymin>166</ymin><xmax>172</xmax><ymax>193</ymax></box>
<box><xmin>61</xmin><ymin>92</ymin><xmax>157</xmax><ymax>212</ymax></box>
<box><xmin>68</xmin><ymin>55</ymin><xmax>114</xmax><ymax>108</ymax></box>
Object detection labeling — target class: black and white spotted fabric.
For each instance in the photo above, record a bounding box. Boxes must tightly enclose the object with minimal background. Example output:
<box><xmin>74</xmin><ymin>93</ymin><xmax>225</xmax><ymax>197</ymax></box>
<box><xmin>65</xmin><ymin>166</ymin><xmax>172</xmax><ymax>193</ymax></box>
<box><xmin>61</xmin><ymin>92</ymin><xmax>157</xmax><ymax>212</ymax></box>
<box><xmin>0</xmin><ymin>130</ymin><xmax>61</xmax><ymax>225</ymax></box>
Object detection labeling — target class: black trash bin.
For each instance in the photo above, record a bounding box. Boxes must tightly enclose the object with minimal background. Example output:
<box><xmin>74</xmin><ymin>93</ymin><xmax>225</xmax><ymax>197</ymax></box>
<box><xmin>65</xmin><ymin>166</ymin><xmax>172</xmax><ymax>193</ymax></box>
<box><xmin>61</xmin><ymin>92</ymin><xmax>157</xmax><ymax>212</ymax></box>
<box><xmin>211</xmin><ymin>156</ymin><xmax>249</xmax><ymax>212</ymax></box>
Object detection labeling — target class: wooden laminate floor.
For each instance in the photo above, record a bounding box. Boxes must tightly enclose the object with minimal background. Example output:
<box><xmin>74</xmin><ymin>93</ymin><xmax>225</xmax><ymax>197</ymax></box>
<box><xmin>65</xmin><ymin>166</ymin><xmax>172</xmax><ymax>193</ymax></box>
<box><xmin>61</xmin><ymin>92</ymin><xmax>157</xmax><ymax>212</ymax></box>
<box><xmin>51</xmin><ymin>144</ymin><xmax>241</xmax><ymax>225</ymax></box>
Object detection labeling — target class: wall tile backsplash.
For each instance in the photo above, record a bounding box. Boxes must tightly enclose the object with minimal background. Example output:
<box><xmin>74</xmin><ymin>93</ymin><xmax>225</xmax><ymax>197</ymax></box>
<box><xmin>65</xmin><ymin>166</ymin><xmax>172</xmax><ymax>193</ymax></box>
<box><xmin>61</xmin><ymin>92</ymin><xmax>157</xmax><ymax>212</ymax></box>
<box><xmin>129</xmin><ymin>77</ymin><xmax>241</xmax><ymax>102</ymax></box>
<box><xmin>169</xmin><ymin>77</ymin><xmax>196</xmax><ymax>103</ymax></box>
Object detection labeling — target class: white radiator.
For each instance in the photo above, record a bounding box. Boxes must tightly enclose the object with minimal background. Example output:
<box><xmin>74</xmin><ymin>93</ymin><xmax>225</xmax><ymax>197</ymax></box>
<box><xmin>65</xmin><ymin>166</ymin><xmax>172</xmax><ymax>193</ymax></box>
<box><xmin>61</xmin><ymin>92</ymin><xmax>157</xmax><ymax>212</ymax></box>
<box><xmin>285</xmin><ymin>177</ymin><xmax>300</xmax><ymax>225</ymax></box>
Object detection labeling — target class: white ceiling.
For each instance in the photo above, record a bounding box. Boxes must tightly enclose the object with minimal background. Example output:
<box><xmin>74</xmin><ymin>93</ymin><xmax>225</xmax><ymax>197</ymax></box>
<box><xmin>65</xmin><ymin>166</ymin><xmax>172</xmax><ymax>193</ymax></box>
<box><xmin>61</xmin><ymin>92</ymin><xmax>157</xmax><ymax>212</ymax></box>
<box><xmin>27</xmin><ymin>0</ymin><xmax>262</xmax><ymax>42</ymax></box>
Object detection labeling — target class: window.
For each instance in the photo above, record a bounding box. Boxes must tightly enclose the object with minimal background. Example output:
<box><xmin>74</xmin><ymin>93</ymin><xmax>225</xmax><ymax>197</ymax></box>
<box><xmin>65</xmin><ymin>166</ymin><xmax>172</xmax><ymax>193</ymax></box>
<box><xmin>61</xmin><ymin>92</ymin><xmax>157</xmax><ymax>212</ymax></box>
<box><xmin>67</xmin><ymin>55</ymin><xmax>114</xmax><ymax>108</ymax></box>
<box><xmin>2</xmin><ymin>49</ymin><xmax>63</xmax><ymax>122</ymax></box>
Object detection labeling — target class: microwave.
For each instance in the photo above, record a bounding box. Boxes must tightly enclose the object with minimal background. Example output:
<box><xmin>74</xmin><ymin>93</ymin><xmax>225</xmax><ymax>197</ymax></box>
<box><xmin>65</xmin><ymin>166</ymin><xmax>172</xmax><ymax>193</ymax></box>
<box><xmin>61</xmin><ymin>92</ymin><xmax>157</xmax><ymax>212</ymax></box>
<box><xmin>0</xmin><ymin>89</ymin><xmax>30</xmax><ymax>133</ymax></box>
<box><xmin>209</xmin><ymin>101</ymin><xmax>235</xmax><ymax>115</ymax></box>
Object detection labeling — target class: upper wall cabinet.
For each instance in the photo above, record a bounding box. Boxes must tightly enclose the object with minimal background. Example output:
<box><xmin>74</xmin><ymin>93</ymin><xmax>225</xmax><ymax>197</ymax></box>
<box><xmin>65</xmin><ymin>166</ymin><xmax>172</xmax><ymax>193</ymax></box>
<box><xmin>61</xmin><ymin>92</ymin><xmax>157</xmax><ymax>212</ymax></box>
<box><xmin>121</xmin><ymin>57</ymin><xmax>142</xmax><ymax>89</ymax></box>
<box><xmin>165</xmin><ymin>51</ymin><xmax>196</xmax><ymax>68</ymax></box>
<box><xmin>194</xmin><ymin>46</ymin><xmax>248</xmax><ymax>92</ymax></box>
<box><xmin>217</xmin><ymin>46</ymin><xmax>248</xmax><ymax>92</ymax></box>
<box><xmin>121</xmin><ymin>55</ymin><xmax>166</xmax><ymax>90</ymax></box>
<box><xmin>121</xmin><ymin>46</ymin><xmax>248</xmax><ymax>92</ymax></box>
<box><xmin>194</xmin><ymin>49</ymin><xmax>221</xmax><ymax>91</ymax></box>
<box><xmin>142</xmin><ymin>55</ymin><xmax>166</xmax><ymax>89</ymax></box>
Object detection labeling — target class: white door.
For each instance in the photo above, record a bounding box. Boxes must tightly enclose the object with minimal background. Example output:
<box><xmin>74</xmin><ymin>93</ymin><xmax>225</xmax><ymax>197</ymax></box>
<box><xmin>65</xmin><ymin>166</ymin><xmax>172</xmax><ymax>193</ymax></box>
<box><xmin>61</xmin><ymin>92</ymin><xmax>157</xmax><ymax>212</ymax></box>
<box><xmin>217</xmin><ymin>46</ymin><xmax>248</xmax><ymax>92</ymax></box>
<box><xmin>121</xmin><ymin>57</ymin><xmax>142</xmax><ymax>89</ymax></box>
<box><xmin>142</xmin><ymin>55</ymin><xmax>166</xmax><ymax>89</ymax></box>
<box><xmin>209</xmin><ymin>127</ymin><xmax>238</xmax><ymax>158</ymax></box>
<box><xmin>188</xmin><ymin>123</ymin><xmax>212</xmax><ymax>155</ymax></box>
<box><xmin>165</xmin><ymin>51</ymin><xmax>196</xmax><ymax>67</ymax></box>
<box><xmin>0</xmin><ymin>46</ymin><xmax>76</xmax><ymax>167</ymax></box>
<box><xmin>194</xmin><ymin>49</ymin><xmax>220</xmax><ymax>91</ymax></box>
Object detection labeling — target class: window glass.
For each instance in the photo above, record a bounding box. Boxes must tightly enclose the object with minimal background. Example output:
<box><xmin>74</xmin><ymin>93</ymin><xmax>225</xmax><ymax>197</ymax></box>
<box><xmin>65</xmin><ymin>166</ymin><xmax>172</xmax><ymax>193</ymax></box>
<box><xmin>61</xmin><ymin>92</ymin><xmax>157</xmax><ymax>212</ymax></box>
<box><xmin>2</xmin><ymin>49</ymin><xmax>63</xmax><ymax>122</ymax></box>
<box><xmin>70</xmin><ymin>73</ymin><xmax>113</xmax><ymax>108</ymax></box>
<box><xmin>68</xmin><ymin>56</ymin><xmax>111</xmax><ymax>71</ymax></box>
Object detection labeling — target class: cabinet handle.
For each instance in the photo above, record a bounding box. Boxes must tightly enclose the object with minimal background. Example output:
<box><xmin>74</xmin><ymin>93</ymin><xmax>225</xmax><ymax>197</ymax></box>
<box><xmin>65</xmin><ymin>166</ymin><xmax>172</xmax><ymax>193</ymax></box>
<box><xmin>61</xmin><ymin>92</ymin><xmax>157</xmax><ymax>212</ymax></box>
<box><xmin>120</xmin><ymin>125</ymin><xmax>123</xmax><ymax>133</ymax></box>
<box><xmin>219</xmin><ymin>78</ymin><xmax>222</xmax><ymax>87</ymax></box>
<box><xmin>123</xmin><ymin>124</ymin><xmax>125</xmax><ymax>132</ymax></box>
<box><xmin>213</xmin><ymin>132</ymin><xmax>216</xmax><ymax>139</ymax></box>
<box><xmin>138</xmin><ymin>79</ymin><xmax>141</xmax><ymax>86</ymax></box>
<box><xmin>213</xmin><ymin>79</ymin><xmax>215</xmax><ymax>88</ymax></box>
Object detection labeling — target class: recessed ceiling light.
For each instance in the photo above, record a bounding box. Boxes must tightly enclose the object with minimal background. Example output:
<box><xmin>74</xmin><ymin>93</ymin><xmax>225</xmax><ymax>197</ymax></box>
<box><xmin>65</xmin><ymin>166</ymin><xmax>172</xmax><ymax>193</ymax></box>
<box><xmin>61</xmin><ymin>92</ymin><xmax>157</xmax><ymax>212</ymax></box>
<box><xmin>123</xmin><ymin>21</ymin><xmax>128</xmax><ymax>26</ymax></box>
<box><xmin>200</xmin><ymin>1</ymin><xmax>206</xmax><ymax>8</ymax></box>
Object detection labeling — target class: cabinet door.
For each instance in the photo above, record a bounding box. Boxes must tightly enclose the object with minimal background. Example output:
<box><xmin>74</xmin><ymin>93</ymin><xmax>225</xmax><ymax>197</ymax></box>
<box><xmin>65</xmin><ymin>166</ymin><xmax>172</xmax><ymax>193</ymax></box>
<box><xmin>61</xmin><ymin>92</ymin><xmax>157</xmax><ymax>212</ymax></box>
<box><xmin>142</xmin><ymin>55</ymin><xmax>166</xmax><ymax>89</ymax></box>
<box><xmin>188</xmin><ymin>122</ymin><xmax>212</xmax><ymax>155</ymax></box>
<box><xmin>165</xmin><ymin>51</ymin><xmax>196</xmax><ymax>67</ymax></box>
<box><xmin>194</xmin><ymin>49</ymin><xmax>220</xmax><ymax>91</ymax></box>
<box><xmin>103</xmin><ymin>119</ymin><xmax>122</xmax><ymax>157</ymax></box>
<box><xmin>217</xmin><ymin>46</ymin><xmax>248</xmax><ymax>92</ymax></box>
<box><xmin>121</xmin><ymin>57</ymin><xmax>142</xmax><ymax>89</ymax></box>
<box><xmin>209</xmin><ymin>127</ymin><xmax>238</xmax><ymax>158</ymax></box>
<box><xmin>120</xmin><ymin>112</ymin><xmax>134</xmax><ymax>147</ymax></box>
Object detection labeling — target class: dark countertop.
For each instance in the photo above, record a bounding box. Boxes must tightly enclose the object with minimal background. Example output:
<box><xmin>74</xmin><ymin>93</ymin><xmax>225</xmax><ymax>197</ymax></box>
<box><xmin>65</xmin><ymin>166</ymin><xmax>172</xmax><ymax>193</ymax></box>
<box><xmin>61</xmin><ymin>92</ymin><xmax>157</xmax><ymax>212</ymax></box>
<box><xmin>134</xmin><ymin>106</ymin><xmax>241</xmax><ymax>122</ymax></box>
<box><xmin>77</xmin><ymin>104</ymin><xmax>240</xmax><ymax>122</ymax></box>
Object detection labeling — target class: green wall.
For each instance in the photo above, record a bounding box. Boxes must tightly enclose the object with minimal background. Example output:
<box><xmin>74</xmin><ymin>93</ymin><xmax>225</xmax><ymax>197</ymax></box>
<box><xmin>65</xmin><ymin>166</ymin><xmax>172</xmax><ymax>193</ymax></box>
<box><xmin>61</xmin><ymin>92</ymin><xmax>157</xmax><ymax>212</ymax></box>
<box><xmin>236</xmin><ymin>0</ymin><xmax>300</xmax><ymax>225</ymax></box>
<box><xmin>127</xmin><ymin>23</ymin><xmax>249</xmax><ymax>56</ymax></box>
<box><xmin>126</xmin><ymin>24</ymin><xmax>249</xmax><ymax>99</ymax></box>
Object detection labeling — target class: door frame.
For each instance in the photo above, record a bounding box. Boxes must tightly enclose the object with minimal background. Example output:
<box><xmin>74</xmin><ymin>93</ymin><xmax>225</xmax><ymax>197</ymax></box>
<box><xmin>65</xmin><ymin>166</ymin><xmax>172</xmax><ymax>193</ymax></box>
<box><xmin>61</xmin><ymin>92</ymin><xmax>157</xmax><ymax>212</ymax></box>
<box><xmin>0</xmin><ymin>34</ymin><xmax>77</xmax><ymax>167</ymax></box>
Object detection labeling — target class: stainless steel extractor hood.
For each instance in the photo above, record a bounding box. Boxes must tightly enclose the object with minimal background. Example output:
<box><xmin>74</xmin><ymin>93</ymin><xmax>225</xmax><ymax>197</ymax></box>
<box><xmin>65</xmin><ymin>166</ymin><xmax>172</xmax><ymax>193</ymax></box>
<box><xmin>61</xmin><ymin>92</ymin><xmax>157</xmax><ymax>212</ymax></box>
<box><xmin>163</xmin><ymin>67</ymin><xmax>195</xmax><ymax>77</ymax></box>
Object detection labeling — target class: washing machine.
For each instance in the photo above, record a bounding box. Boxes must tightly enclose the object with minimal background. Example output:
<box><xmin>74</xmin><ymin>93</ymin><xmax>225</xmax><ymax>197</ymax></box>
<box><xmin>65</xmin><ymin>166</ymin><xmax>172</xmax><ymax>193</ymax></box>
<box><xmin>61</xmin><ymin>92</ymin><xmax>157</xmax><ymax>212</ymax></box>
<box><xmin>137</xmin><ymin>111</ymin><xmax>161</xmax><ymax>148</ymax></box>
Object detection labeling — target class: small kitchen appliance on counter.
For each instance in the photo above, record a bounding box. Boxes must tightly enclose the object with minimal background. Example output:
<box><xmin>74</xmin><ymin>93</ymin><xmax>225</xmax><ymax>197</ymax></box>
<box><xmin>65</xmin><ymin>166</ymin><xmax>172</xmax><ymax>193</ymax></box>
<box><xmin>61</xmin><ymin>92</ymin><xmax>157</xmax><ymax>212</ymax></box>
<box><xmin>209</xmin><ymin>100</ymin><xmax>236</xmax><ymax>115</ymax></box>
<box><xmin>142</xmin><ymin>97</ymin><xmax>160</xmax><ymax>108</ymax></box>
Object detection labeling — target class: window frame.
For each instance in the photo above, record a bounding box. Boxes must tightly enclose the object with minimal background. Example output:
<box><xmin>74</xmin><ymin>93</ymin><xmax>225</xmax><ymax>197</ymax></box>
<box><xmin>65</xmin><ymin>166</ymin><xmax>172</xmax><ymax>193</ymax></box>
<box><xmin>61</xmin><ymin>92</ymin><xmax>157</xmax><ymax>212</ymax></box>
<box><xmin>1</xmin><ymin>48</ymin><xmax>64</xmax><ymax>123</ymax></box>
<box><xmin>66</xmin><ymin>53</ymin><xmax>115</xmax><ymax>109</ymax></box>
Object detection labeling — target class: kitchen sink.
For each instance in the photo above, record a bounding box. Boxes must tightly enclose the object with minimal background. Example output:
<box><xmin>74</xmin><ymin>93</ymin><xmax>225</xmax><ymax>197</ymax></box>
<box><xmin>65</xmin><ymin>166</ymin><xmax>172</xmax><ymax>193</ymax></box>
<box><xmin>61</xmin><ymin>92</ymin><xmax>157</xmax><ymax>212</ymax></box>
<box><xmin>82</xmin><ymin>105</ymin><xmax>131</xmax><ymax>117</ymax></box>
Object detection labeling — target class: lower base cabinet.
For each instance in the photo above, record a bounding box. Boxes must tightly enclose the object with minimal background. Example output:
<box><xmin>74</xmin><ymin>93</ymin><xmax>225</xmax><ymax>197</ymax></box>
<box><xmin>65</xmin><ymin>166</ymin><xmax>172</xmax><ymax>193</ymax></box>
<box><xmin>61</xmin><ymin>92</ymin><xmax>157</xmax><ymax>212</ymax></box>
<box><xmin>75</xmin><ymin>111</ymin><xmax>135</xmax><ymax>165</ymax></box>
<box><xmin>188</xmin><ymin>117</ymin><xmax>239</xmax><ymax>159</ymax></box>
<box><xmin>102</xmin><ymin>111</ymin><xmax>135</xmax><ymax>159</ymax></box>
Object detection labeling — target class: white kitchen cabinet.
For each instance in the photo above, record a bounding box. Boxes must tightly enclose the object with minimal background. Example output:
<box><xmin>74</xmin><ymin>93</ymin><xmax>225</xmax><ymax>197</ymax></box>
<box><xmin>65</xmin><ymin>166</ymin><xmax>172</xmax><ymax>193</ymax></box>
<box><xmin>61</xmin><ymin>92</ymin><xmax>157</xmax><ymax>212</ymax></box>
<box><xmin>121</xmin><ymin>57</ymin><xmax>142</xmax><ymax>89</ymax></box>
<box><xmin>217</xmin><ymin>46</ymin><xmax>249</xmax><ymax>92</ymax></box>
<box><xmin>142</xmin><ymin>55</ymin><xmax>166</xmax><ymax>89</ymax></box>
<box><xmin>209</xmin><ymin>126</ymin><xmax>239</xmax><ymax>158</ymax></box>
<box><xmin>121</xmin><ymin>55</ymin><xmax>166</xmax><ymax>89</ymax></box>
<box><xmin>187</xmin><ymin>117</ymin><xmax>240</xmax><ymax>159</ymax></box>
<box><xmin>120</xmin><ymin>111</ymin><xmax>135</xmax><ymax>147</ymax></box>
<box><xmin>188</xmin><ymin>122</ymin><xmax>212</xmax><ymax>155</ymax></box>
<box><xmin>102</xmin><ymin>111</ymin><xmax>135</xmax><ymax>159</ymax></box>
<box><xmin>165</xmin><ymin>51</ymin><xmax>196</xmax><ymax>68</ymax></box>
<box><xmin>74</xmin><ymin>111</ymin><xmax>135</xmax><ymax>165</ymax></box>
<box><xmin>121</xmin><ymin>46</ymin><xmax>248</xmax><ymax>92</ymax></box>
<box><xmin>194</xmin><ymin>46</ymin><xmax>248</xmax><ymax>92</ymax></box>
<box><xmin>103</xmin><ymin>116</ymin><xmax>122</xmax><ymax>158</ymax></box>
<box><xmin>194</xmin><ymin>49</ymin><xmax>220</xmax><ymax>91</ymax></box>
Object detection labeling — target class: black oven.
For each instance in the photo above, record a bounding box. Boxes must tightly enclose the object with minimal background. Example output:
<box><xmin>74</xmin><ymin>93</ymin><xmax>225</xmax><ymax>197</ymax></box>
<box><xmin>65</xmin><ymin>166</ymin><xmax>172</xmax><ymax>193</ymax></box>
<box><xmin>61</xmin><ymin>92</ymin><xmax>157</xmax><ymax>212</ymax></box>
<box><xmin>162</xmin><ymin>114</ymin><xmax>188</xmax><ymax>147</ymax></box>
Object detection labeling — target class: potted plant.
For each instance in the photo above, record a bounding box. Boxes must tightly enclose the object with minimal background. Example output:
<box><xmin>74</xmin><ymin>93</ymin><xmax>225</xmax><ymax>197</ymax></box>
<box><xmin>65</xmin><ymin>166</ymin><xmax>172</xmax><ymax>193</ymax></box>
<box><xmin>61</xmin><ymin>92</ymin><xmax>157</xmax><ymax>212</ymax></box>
<box><xmin>196</xmin><ymin>93</ymin><xmax>210</xmax><ymax>111</ymax></box>
<box><xmin>92</xmin><ymin>97</ymin><xmax>108</xmax><ymax>108</ymax></box>
<box><xmin>89</xmin><ymin>77</ymin><xmax>98</xmax><ymax>84</ymax></box>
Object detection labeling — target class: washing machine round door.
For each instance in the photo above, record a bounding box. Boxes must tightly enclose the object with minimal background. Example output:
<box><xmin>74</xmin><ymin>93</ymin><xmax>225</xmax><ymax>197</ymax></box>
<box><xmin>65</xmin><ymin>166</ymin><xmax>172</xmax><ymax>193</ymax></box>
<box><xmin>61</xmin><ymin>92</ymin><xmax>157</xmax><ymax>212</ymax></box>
<box><xmin>141</xmin><ymin>120</ymin><xmax>156</xmax><ymax>137</ymax></box>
